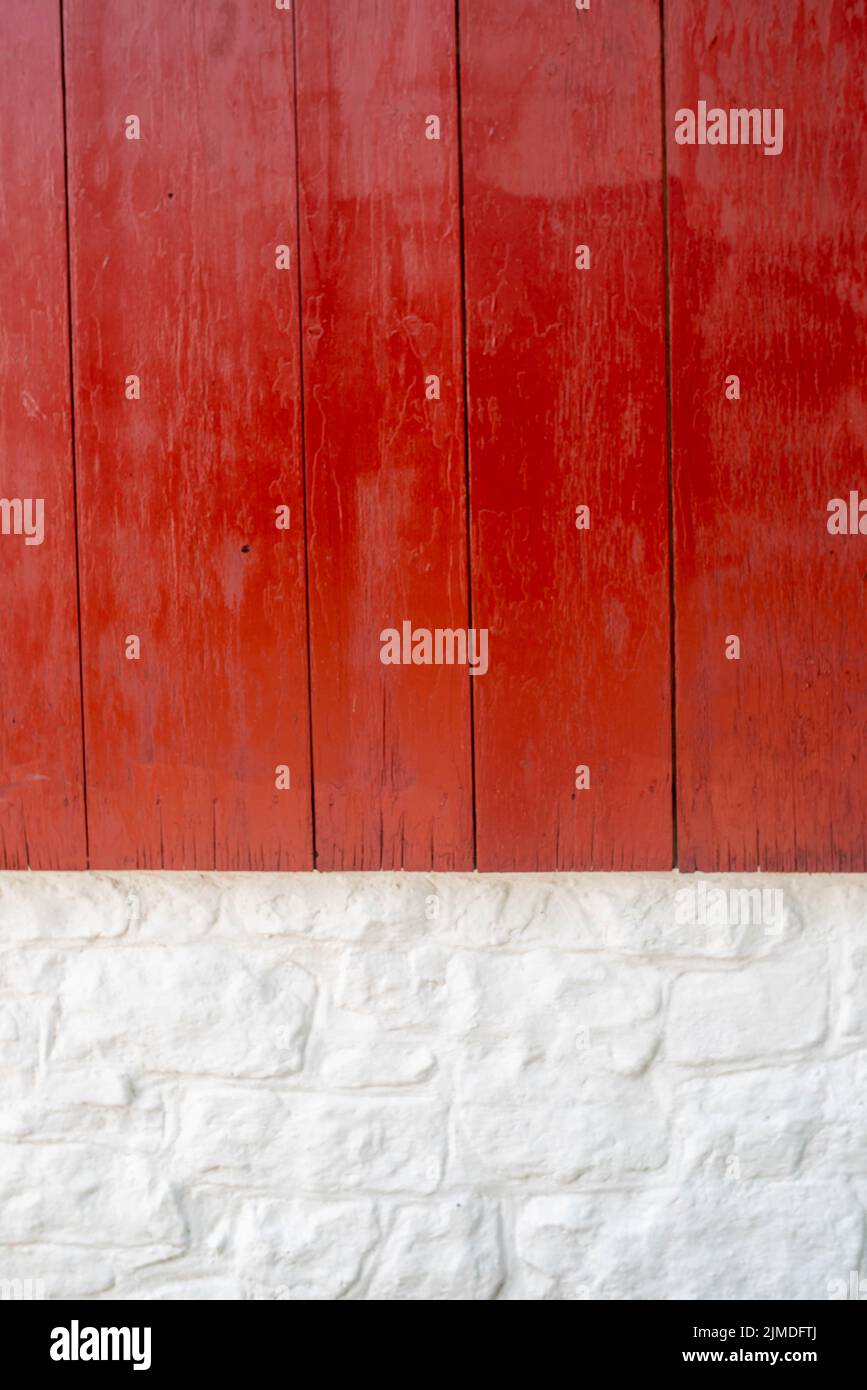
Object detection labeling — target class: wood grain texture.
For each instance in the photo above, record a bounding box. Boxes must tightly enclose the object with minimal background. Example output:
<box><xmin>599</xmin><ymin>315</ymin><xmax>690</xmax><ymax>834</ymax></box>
<box><xmin>667</xmin><ymin>0</ymin><xmax>867</xmax><ymax>870</ymax></box>
<box><xmin>461</xmin><ymin>0</ymin><xmax>673</xmax><ymax>869</ymax></box>
<box><xmin>8</xmin><ymin>1</ymin><xmax>863</xmax><ymax>874</ymax></box>
<box><xmin>64</xmin><ymin>0</ymin><xmax>312</xmax><ymax>868</ymax></box>
<box><xmin>0</xmin><ymin>0</ymin><xmax>87</xmax><ymax>868</ymax></box>
<box><xmin>295</xmin><ymin>0</ymin><xmax>473</xmax><ymax>869</ymax></box>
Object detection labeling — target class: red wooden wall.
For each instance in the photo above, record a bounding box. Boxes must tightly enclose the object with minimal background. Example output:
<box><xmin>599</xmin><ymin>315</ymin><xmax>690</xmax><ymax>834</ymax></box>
<box><xmin>0</xmin><ymin>0</ymin><xmax>864</xmax><ymax>873</ymax></box>
<box><xmin>0</xmin><ymin>0</ymin><xmax>86</xmax><ymax>868</ymax></box>
<box><xmin>461</xmin><ymin>0</ymin><xmax>671</xmax><ymax>870</ymax></box>
<box><xmin>63</xmin><ymin>0</ymin><xmax>311</xmax><ymax>868</ymax></box>
<box><xmin>295</xmin><ymin>0</ymin><xmax>473</xmax><ymax>870</ymax></box>
<box><xmin>667</xmin><ymin>0</ymin><xmax>867</xmax><ymax>871</ymax></box>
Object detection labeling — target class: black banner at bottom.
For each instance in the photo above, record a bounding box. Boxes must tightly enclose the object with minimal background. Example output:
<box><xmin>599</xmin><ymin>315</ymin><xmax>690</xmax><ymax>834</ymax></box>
<box><xmin>2</xmin><ymin>1299</ymin><xmax>863</xmax><ymax>1374</ymax></box>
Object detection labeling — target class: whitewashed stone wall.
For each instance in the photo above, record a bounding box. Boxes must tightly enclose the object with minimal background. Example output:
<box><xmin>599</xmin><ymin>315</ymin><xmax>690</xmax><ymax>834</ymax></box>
<box><xmin>0</xmin><ymin>870</ymin><xmax>865</xmax><ymax>1301</ymax></box>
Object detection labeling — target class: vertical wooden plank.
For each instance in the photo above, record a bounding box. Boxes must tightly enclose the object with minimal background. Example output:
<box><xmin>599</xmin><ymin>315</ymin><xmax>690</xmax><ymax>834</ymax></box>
<box><xmin>461</xmin><ymin>0</ymin><xmax>672</xmax><ymax>869</ymax></box>
<box><xmin>64</xmin><ymin>0</ymin><xmax>312</xmax><ymax>868</ymax></box>
<box><xmin>0</xmin><ymin>0</ymin><xmax>86</xmax><ymax>868</ymax></box>
<box><xmin>667</xmin><ymin>1</ymin><xmax>867</xmax><ymax>870</ymax></box>
<box><xmin>295</xmin><ymin>0</ymin><xmax>473</xmax><ymax>869</ymax></box>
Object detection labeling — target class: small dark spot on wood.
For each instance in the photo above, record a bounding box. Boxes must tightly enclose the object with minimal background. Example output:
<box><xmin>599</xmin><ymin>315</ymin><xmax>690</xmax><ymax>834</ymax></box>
<box><xmin>241</xmin><ymin>544</ymin><xmax>251</xmax><ymax>553</ymax></box>
<box><xmin>167</xmin><ymin>192</ymin><xmax>174</xmax><ymax>199</ymax></box>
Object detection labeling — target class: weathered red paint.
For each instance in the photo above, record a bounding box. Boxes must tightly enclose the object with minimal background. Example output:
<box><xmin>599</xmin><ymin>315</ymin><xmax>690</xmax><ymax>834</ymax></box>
<box><xmin>667</xmin><ymin>1</ymin><xmax>867</xmax><ymax>870</ymax></box>
<box><xmin>63</xmin><ymin>0</ymin><xmax>312</xmax><ymax>868</ymax></box>
<box><xmin>0</xmin><ymin>0</ymin><xmax>86</xmax><ymax>868</ymax></box>
<box><xmin>461</xmin><ymin>0</ymin><xmax>673</xmax><ymax>869</ymax></box>
<box><xmin>295</xmin><ymin>0</ymin><xmax>473</xmax><ymax>869</ymax></box>
<box><xmin>5</xmin><ymin>2</ymin><xmax>864</xmax><ymax>874</ymax></box>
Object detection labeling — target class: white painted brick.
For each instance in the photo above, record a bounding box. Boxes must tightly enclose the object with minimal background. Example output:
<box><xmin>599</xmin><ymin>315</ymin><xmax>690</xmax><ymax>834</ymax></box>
<box><xmin>0</xmin><ymin>873</ymin><xmax>130</xmax><ymax>940</ymax></box>
<box><xmin>0</xmin><ymin>1143</ymin><xmax>184</xmax><ymax>1251</ymax></box>
<box><xmin>0</xmin><ymin>870</ymin><xmax>861</xmax><ymax>1300</ymax></box>
<box><xmin>233</xmin><ymin>1197</ymin><xmax>379</xmax><ymax>1300</ymax></box>
<box><xmin>0</xmin><ymin>997</ymin><xmax>46</xmax><ymax>1069</ymax></box>
<box><xmin>838</xmin><ymin>940</ymin><xmax>867</xmax><ymax>1041</ymax></box>
<box><xmin>455</xmin><ymin>1061</ymin><xmax>669</xmax><ymax>1183</ymax></box>
<box><xmin>334</xmin><ymin>940</ymin><xmax>450</xmax><ymax>1030</ymax></box>
<box><xmin>0</xmin><ymin>1246</ymin><xmax>116</xmax><ymax>1300</ymax></box>
<box><xmin>515</xmin><ymin>1181</ymin><xmax>863</xmax><ymax>1300</ymax></box>
<box><xmin>671</xmin><ymin>1053</ymin><xmax>867</xmax><ymax>1181</ymax></box>
<box><xmin>318</xmin><ymin>1039</ymin><xmax>437</xmax><ymax>1088</ymax></box>
<box><xmin>446</xmin><ymin>949</ymin><xmax>662</xmax><ymax>1074</ymax></box>
<box><xmin>1</xmin><ymin>1070</ymin><xmax>163</xmax><ymax>1153</ymax></box>
<box><xmin>40</xmin><ymin>943</ymin><xmax>316</xmax><ymax>1078</ymax></box>
<box><xmin>173</xmin><ymin>1087</ymin><xmax>447</xmax><ymax>1195</ymax></box>
<box><xmin>365</xmin><ymin>1198</ymin><xmax>503</xmax><ymax>1301</ymax></box>
<box><xmin>666</xmin><ymin>948</ymin><xmax>827</xmax><ymax>1063</ymax></box>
